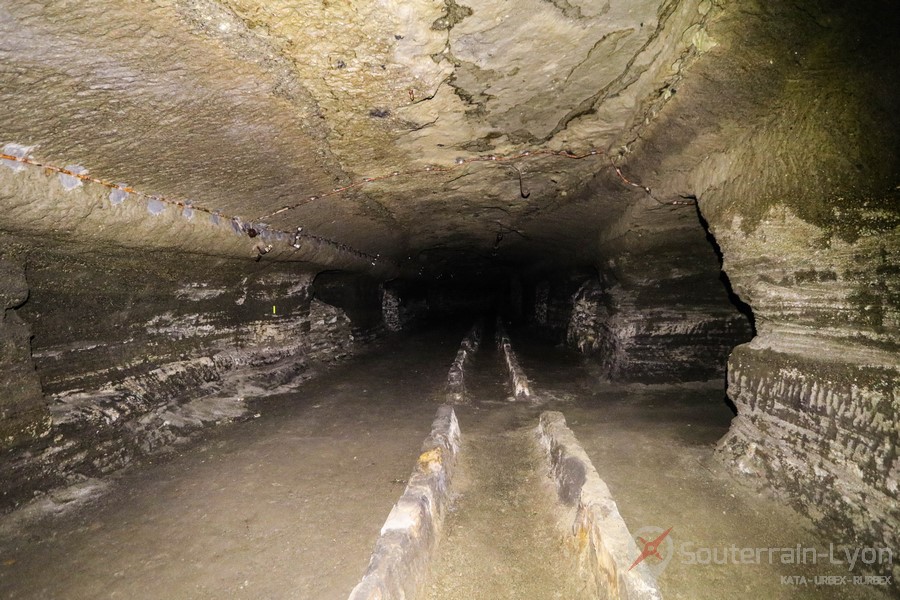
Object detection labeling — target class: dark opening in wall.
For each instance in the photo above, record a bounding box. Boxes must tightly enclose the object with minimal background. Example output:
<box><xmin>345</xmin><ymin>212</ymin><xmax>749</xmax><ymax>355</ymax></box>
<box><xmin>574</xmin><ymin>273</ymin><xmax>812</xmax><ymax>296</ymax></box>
<box><xmin>312</xmin><ymin>271</ymin><xmax>384</xmax><ymax>340</ymax></box>
<box><xmin>425</xmin><ymin>278</ymin><xmax>505</xmax><ymax>319</ymax></box>
<box><xmin>695</xmin><ymin>203</ymin><xmax>757</xmax><ymax>336</ymax></box>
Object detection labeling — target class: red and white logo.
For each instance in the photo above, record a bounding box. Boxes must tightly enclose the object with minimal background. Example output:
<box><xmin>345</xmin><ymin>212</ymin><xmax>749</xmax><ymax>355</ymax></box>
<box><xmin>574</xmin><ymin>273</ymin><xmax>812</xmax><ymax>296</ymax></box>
<box><xmin>630</xmin><ymin>526</ymin><xmax>675</xmax><ymax>576</ymax></box>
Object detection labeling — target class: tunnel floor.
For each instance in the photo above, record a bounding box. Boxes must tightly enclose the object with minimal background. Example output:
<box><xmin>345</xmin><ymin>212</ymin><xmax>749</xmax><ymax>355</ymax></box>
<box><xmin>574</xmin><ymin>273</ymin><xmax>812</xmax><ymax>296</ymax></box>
<box><xmin>423</xmin><ymin>344</ymin><xmax>588</xmax><ymax>600</ymax></box>
<box><xmin>510</xmin><ymin>333</ymin><xmax>890</xmax><ymax>600</ymax></box>
<box><xmin>0</xmin><ymin>325</ymin><xmax>891</xmax><ymax>600</ymax></box>
<box><xmin>0</xmin><ymin>326</ymin><xmax>463</xmax><ymax>600</ymax></box>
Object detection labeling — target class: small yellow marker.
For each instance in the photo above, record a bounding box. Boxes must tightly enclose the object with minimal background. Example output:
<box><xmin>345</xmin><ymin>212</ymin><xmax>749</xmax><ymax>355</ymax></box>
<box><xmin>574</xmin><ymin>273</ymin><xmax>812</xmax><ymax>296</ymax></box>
<box><xmin>272</xmin><ymin>305</ymin><xmax>276</xmax><ymax>315</ymax></box>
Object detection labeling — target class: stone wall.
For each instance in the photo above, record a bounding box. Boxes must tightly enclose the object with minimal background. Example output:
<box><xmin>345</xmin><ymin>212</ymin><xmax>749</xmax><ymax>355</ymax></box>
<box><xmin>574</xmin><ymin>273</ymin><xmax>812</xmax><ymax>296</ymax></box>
<box><xmin>566</xmin><ymin>270</ymin><xmax>753</xmax><ymax>382</ymax></box>
<box><xmin>706</xmin><ymin>207</ymin><xmax>899</xmax><ymax>568</ymax></box>
<box><xmin>0</xmin><ymin>257</ymin><xmax>50</xmax><ymax>452</ymax></box>
<box><xmin>644</xmin><ymin>0</ymin><xmax>900</xmax><ymax>570</ymax></box>
<box><xmin>313</xmin><ymin>271</ymin><xmax>386</xmax><ymax>343</ymax></box>
<box><xmin>526</xmin><ymin>274</ymin><xmax>590</xmax><ymax>342</ymax></box>
<box><xmin>721</xmin><ymin>344</ymin><xmax>897</xmax><ymax>553</ymax></box>
<box><xmin>381</xmin><ymin>281</ymin><xmax>428</xmax><ymax>333</ymax></box>
<box><xmin>543</xmin><ymin>227</ymin><xmax>753</xmax><ymax>383</ymax></box>
<box><xmin>381</xmin><ymin>287</ymin><xmax>403</xmax><ymax>332</ymax></box>
<box><xmin>0</xmin><ymin>237</ymin><xmax>366</xmax><ymax>512</ymax></box>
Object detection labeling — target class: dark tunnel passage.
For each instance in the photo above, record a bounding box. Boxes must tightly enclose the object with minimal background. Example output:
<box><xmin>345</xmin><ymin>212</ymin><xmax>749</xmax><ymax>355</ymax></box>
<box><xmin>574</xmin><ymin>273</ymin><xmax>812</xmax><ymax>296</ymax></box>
<box><xmin>1</xmin><ymin>0</ymin><xmax>898</xmax><ymax>598</ymax></box>
<box><xmin>0</xmin><ymin>235</ymin><xmax>760</xmax><ymax>599</ymax></box>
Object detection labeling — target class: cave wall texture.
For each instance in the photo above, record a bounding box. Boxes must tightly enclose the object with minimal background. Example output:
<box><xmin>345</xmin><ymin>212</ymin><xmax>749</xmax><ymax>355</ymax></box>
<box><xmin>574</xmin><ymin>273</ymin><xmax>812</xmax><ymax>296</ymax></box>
<box><xmin>0</xmin><ymin>231</ymin><xmax>390</xmax><ymax>510</ymax></box>
<box><xmin>631</xmin><ymin>0</ymin><xmax>900</xmax><ymax>567</ymax></box>
<box><xmin>0</xmin><ymin>0</ymin><xmax>897</xmax><ymax>572</ymax></box>
<box><xmin>0</xmin><ymin>256</ymin><xmax>49</xmax><ymax>452</ymax></box>
<box><xmin>564</xmin><ymin>240</ymin><xmax>754</xmax><ymax>383</ymax></box>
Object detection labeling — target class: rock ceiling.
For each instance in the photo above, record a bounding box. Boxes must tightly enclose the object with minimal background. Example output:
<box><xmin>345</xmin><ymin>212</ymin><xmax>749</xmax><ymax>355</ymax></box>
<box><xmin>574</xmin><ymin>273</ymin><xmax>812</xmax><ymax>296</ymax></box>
<box><xmin>0</xmin><ymin>0</ymin><xmax>722</xmax><ymax>277</ymax></box>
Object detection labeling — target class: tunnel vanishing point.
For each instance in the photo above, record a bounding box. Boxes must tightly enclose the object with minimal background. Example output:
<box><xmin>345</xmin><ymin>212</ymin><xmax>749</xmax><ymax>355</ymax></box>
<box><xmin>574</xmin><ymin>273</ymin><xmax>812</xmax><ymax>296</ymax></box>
<box><xmin>0</xmin><ymin>0</ymin><xmax>898</xmax><ymax>598</ymax></box>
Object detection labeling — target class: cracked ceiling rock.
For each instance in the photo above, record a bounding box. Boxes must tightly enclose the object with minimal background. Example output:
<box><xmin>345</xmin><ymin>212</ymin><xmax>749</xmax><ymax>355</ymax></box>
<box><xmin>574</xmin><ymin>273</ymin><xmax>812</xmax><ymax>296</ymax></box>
<box><xmin>172</xmin><ymin>0</ymin><xmax>347</xmax><ymax>186</ymax></box>
<box><xmin>437</xmin><ymin>0</ymin><xmax>670</xmax><ymax>142</ymax></box>
<box><xmin>431</xmin><ymin>0</ymin><xmax>474</xmax><ymax>31</ymax></box>
<box><xmin>171</xmin><ymin>0</ymin><xmax>714</xmax><ymax>182</ymax></box>
<box><xmin>395</xmin><ymin>84</ymin><xmax>485</xmax><ymax>162</ymax></box>
<box><xmin>559</xmin><ymin>0</ymin><xmax>717</xmax><ymax>144</ymax></box>
<box><xmin>174</xmin><ymin>1</ymin><xmax>319</xmax><ymax>114</ymax></box>
<box><xmin>0</xmin><ymin>1</ymin><xmax>343</xmax><ymax>225</ymax></box>
<box><xmin>208</xmin><ymin>0</ymin><xmax>430</xmax><ymax>175</ymax></box>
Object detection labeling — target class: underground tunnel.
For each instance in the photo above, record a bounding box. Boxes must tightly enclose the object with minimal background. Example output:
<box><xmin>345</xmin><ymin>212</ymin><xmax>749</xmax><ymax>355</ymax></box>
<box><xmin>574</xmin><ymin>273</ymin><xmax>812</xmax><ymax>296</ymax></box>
<box><xmin>0</xmin><ymin>0</ymin><xmax>898</xmax><ymax>598</ymax></box>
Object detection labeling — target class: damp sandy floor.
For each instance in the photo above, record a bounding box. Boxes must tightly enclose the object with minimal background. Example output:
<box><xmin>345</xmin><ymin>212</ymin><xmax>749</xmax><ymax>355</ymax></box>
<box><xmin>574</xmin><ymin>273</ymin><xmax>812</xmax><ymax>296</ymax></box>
<box><xmin>0</xmin><ymin>324</ymin><xmax>894</xmax><ymax>600</ymax></box>
<box><xmin>511</xmin><ymin>332</ymin><xmax>895</xmax><ymax>600</ymax></box>
<box><xmin>424</xmin><ymin>344</ymin><xmax>590</xmax><ymax>600</ymax></box>
<box><xmin>0</xmin><ymin>325</ymin><xmax>465</xmax><ymax>600</ymax></box>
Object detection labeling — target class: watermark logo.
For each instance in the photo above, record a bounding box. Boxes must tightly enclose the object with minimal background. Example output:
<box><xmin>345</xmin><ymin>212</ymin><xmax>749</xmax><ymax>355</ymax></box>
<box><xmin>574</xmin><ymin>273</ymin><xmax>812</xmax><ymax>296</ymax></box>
<box><xmin>629</xmin><ymin>524</ymin><xmax>894</xmax><ymax>589</ymax></box>
<box><xmin>630</xmin><ymin>526</ymin><xmax>674</xmax><ymax>576</ymax></box>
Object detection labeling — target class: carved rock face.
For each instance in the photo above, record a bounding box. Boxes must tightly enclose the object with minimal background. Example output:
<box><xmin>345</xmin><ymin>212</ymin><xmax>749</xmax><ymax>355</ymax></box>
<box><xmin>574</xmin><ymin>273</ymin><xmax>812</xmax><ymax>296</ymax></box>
<box><xmin>0</xmin><ymin>259</ymin><xmax>29</xmax><ymax>310</ymax></box>
<box><xmin>0</xmin><ymin>0</ymin><xmax>896</xmax><ymax>579</ymax></box>
<box><xmin>0</xmin><ymin>258</ymin><xmax>48</xmax><ymax>452</ymax></box>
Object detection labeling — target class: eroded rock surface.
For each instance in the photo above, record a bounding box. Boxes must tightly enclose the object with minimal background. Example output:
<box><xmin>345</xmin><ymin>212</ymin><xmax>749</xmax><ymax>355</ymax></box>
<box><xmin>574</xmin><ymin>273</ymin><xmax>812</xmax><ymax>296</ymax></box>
<box><xmin>0</xmin><ymin>257</ymin><xmax>49</xmax><ymax>452</ymax></box>
<box><xmin>0</xmin><ymin>239</ymin><xmax>375</xmax><ymax>511</ymax></box>
<box><xmin>0</xmin><ymin>0</ymin><xmax>897</xmax><ymax>580</ymax></box>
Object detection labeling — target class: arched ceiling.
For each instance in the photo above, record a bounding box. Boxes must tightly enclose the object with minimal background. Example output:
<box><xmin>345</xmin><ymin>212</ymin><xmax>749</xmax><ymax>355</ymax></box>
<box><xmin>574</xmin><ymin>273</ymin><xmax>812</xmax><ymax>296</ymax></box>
<box><xmin>1</xmin><ymin>0</ymin><xmax>896</xmax><ymax>280</ymax></box>
<box><xmin>0</xmin><ymin>0</ymin><xmax>718</xmax><ymax>274</ymax></box>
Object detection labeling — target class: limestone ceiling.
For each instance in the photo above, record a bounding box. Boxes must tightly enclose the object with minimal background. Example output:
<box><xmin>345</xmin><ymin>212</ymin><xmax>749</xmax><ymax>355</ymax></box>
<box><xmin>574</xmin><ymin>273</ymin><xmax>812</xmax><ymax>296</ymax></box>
<box><xmin>0</xmin><ymin>0</ymin><xmax>717</xmax><ymax>274</ymax></box>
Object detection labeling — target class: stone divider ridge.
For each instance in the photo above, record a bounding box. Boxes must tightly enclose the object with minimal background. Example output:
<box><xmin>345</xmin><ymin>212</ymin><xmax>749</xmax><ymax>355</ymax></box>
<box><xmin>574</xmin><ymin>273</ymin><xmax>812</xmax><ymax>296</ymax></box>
<box><xmin>348</xmin><ymin>405</ymin><xmax>461</xmax><ymax>600</ymax></box>
<box><xmin>538</xmin><ymin>411</ymin><xmax>663</xmax><ymax>600</ymax></box>
<box><xmin>495</xmin><ymin>320</ymin><xmax>532</xmax><ymax>401</ymax></box>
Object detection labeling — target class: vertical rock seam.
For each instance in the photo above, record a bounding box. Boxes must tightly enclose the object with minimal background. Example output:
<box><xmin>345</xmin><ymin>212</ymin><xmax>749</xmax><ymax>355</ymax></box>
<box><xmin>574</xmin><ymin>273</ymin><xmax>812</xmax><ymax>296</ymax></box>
<box><xmin>446</xmin><ymin>320</ymin><xmax>483</xmax><ymax>403</ymax></box>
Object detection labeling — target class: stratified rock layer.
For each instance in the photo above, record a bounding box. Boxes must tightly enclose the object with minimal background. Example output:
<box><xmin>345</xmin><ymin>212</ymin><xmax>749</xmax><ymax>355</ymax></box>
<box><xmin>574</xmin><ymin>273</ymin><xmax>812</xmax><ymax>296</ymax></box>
<box><xmin>708</xmin><ymin>208</ymin><xmax>899</xmax><ymax>577</ymax></box>
<box><xmin>0</xmin><ymin>235</ymin><xmax>390</xmax><ymax>512</ymax></box>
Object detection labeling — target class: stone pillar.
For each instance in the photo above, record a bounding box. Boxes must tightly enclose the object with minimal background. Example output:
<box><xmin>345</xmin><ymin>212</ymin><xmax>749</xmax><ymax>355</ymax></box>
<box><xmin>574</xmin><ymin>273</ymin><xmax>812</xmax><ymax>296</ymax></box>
<box><xmin>312</xmin><ymin>272</ymin><xmax>384</xmax><ymax>342</ymax></box>
<box><xmin>708</xmin><ymin>206</ymin><xmax>899</xmax><ymax>563</ymax></box>
<box><xmin>0</xmin><ymin>257</ymin><xmax>49</xmax><ymax>451</ymax></box>
<box><xmin>565</xmin><ymin>229</ymin><xmax>754</xmax><ymax>382</ymax></box>
<box><xmin>532</xmin><ymin>281</ymin><xmax>549</xmax><ymax>326</ymax></box>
